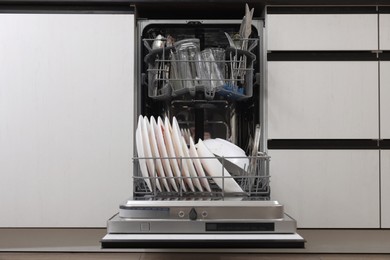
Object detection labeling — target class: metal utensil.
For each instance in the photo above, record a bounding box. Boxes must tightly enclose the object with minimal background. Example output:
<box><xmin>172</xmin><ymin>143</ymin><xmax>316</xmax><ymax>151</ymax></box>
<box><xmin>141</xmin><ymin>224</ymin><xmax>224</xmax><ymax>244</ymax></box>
<box><xmin>225</xmin><ymin>32</ymin><xmax>235</xmax><ymax>48</ymax></box>
<box><xmin>241</xmin><ymin>5</ymin><xmax>253</xmax><ymax>48</ymax></box>
<box><xmin>244</xmin><ymin>4</ymin><xmax>254</xmax><ymax>44</ymax></box>
<box><xmin>166</xmin><ymin>35</ymin><xmax>175</xmax><ymax>47</ymax></box>
<box><xmin>251</xmin><ymin>124</ymin><xmax>261</xmax><ymax>157</ymax></box>
<box><xmin>238</xmin><ymin>15</ymin><xmax>246</xmax><ymax>39</ymax></box>
<box><xmin>247</xmin><ymin>40</ymin><xmax>258</xmax><ymax>52</ymax></box>
<box><xmin>240</xmin><ymin>5</ymin><xmax>255</xmax><ymax>83</ymax></box>
<box><xmin>247</xmin><ymin>124</ymin><xmax>261</xmax><ymax>184</ymax></box>
<box><xmin>143</xmin><ymin>40</ymin><xmax>153</xmax><ymax>52</ymax></box>
<box><xmin>238</xmin><ymin>4</ymin><xmax>254</xmax><ymax>50</ymax></box>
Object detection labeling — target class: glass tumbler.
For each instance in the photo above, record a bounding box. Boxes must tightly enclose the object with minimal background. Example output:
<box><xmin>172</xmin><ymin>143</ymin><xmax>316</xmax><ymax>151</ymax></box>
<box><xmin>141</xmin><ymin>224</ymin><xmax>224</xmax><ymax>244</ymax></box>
<box><xmin>200</xmin><ymin>48</ymin><xmax>225</xmax><ymax>91</ymax></box>
<box><xmin>173</xmin><ymin>39</ymin><xmax>202</xmax><ymax>93</ymax></box>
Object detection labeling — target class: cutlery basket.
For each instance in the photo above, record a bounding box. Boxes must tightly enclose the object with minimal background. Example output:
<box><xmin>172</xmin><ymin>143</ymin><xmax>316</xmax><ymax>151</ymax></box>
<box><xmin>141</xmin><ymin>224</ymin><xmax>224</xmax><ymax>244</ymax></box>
<box><xmin>143</xmin><ymin>38</ymin><xmax>258</xmax><ymax>101</ymax></box>
<box><xmin>132</xmin><ymin>154</ymin><xmax>270</xmax><ymax>199</ymax></box>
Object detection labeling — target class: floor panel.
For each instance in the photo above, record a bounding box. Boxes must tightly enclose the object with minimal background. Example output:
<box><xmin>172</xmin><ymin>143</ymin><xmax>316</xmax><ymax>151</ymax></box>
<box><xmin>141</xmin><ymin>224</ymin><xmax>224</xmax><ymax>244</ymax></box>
<box><xmin>1</xmin><ymin>253</ymin><xmax>390</xmax><ymax>260</ymax></box>
<box><xmin>1</xmin><ymin>229</ymin><xmax>390</xmax><ymax>254</ymax></box>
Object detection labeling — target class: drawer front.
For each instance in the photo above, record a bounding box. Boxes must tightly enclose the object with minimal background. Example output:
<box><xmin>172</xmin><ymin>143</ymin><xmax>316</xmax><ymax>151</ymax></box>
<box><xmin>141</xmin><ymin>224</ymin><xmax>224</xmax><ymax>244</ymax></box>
<box><xmin>382</xmin><ymin>150</ymin><xmax>390</xmax><ymax>228</ymax></box>
<box><xmin>268</xmin><ymin>61</ymin><xmax>379</xmax><ymax>139</ymax></box>
<box><xmin>267</xmin><ymin>14</ymin><xmax>378</xmax><ymax>51</ymax></box>
<box><xmin>269</xmin><ymin>150</ymin><xmax>380</xmax><ymax>228</ymax></box>
<box><xmin>380</xmin><ymin>14</ymin><xmax>390</xmax><ymax>50</ymax></box>
<box><xmin>380</xmin><ymin>61</ymin><xmax>390</xmax><ymax>139</ymax></box>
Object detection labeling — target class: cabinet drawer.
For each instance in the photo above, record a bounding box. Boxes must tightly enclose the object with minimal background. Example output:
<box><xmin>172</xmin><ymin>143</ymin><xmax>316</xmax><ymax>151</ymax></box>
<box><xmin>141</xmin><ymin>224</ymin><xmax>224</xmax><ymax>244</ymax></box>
<box><xmin>268</xmin><ymin>61</ymin><xmax>379</xmax><ymax>139</ymax></box>
<box><xmin>267</xmin><ymin>14</ymin><xmax>378</xmax><ymax>51</ymax></box>
<box><xmin>380</xmin><ymin>61</ymin><xmax>390</xmax><ymax>139</ymax></box>
<box><xmin>380</xmin><ymin>14</ymin><xmax>390</xmax><ymax>50</ymax></box>
<box><xmin>381</xmin><ymin>150</ymin><xmax>390</xmax><ymax>228</ymax></box>
<box><xmin>269</xmin><ymin>150</ymin><xmax>380</xmax><ymax>228</ymax></box>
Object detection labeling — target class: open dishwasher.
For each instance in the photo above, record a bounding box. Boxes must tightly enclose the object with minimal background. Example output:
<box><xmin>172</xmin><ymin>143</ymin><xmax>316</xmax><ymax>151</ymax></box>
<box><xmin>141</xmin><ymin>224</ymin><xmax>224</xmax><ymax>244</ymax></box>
<box><xmin>101</xmin><ymin>6</ymin><xmax>304</xmax><ymax>248</ymax></box>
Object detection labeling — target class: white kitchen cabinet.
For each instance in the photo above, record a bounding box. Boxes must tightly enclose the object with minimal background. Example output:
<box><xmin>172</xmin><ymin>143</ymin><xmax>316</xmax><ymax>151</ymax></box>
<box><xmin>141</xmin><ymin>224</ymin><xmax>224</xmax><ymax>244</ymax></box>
<box><xmin>381</xmin><ymin>150</ymin><xmax>390</xmax><ymax>228</ymax></box>
<box><xmin>269</xmin><ymin>150</ymin><xmax>380</xmax><ymax>228</ymax></box>
<box><xmin>380</xmin><ymin>61</ymin><xmax>390</xmax><ymax>139</ymax></box>
<box><xmin>268</xmin><ymin>61</ymin><xmax>379</xmax><ymax>139</ymax></box>
<box><xmin>380</xmin><ymin>14</ymin><xmax>390</xmax><ymax>50</ymax></box>
<box><xmin>0</xmin><ymin>14</ymin><xmax>134</xmax><ymax>227</ymax></box>
<box><xmin>267</xmin><ymin>14</ymin><xmax>378</xmax><ymax>51</ymax></box>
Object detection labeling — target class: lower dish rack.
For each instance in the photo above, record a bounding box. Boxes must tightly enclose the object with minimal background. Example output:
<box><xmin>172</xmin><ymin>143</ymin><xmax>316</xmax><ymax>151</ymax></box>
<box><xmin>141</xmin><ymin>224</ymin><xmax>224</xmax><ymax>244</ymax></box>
<box><xmin>133</xmin><ymin>154</ymin><xmax>270</xmax><ymax>199</ymax></box>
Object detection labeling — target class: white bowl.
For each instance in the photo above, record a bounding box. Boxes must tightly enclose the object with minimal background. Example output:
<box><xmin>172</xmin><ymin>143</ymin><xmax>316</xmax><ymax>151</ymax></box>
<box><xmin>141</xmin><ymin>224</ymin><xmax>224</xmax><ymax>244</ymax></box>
<box><xmin>196</xmin><ymin>139</ymin><xmax>243</xmax><ymax>193</ymax></box>
<box><xmin>203</xmin><ymin>138</ymin><xmax>249</xmax><ymax>175</ymax></box>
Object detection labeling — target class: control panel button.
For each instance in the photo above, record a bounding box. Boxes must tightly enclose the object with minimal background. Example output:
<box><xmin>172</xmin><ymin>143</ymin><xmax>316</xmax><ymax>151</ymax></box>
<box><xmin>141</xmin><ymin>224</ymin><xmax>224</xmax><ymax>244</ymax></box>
<box><xmin>189</xmin><ymin>208</ymin><xmax>197</xmax><ymax>220</ymax></box>
<box><xmin>140</xmin><ymin>222</ymin><xmax>150</xmax><ymax>232</ymax></box>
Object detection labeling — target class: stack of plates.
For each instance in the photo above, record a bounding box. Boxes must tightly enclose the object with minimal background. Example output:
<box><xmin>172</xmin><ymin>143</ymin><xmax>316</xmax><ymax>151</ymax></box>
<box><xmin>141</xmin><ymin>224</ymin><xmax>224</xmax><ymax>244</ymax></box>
<box><xmin>135</xmin><ymin>115</ymin><xmax>244</xmax><ymax>194</ymax></box>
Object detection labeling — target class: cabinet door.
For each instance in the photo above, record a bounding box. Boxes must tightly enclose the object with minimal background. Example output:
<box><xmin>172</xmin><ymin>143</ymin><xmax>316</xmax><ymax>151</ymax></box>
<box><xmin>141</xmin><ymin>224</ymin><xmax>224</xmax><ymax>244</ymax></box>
<box><xmin>380</xmin><ymin>14</ymin><xmax>390</xmax><ymax>50</ymax></box>
<box><xmin>382</xmin><ymin>150</ymin><xmax>390</xmax><ymax>228</ymax></box>
<box><xmin>0</xmin><ymin>14</ymin><xmax>134</xmax><ymax>227</ymax></box>
<box><xmin>269</xmin><ymin>150</ymin><xmax>380</xmax><ymax>228</ymax></box>
<box><xmin>380</xmin><ymin>61</ymin><xmax>390</xmax><ymax>138</ymax></box>
<box><xmin>268</xmin><ymin>61</ymin><xmax>379</xmax><ymax>139</ymax></box>
<box><xmin>267</xmin><ymin>14</ymin><xmax>378</xmax><ymax>51</ymax></box>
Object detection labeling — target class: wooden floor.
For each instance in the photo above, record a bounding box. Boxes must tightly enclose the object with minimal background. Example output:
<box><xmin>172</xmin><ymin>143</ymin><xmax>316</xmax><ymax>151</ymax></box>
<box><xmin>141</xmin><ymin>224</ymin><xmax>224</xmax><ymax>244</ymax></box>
<box><xmin>1</xmin><ymin>253</ymin><xmax>390</xmax><ymax>260</ymax></box>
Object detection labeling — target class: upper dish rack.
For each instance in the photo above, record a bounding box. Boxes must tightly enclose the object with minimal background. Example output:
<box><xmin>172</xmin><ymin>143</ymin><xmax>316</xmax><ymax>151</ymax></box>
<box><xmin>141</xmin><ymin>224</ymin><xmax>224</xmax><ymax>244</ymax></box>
<box><xmin>143</xmin><ymin>37</ymin><xmax>258</xmax><ymax>101</ymax></box>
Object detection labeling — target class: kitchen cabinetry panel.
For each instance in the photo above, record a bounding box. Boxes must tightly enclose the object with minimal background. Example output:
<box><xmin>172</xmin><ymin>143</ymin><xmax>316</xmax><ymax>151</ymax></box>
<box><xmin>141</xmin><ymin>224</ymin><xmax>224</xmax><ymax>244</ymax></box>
<box><xmin>269</xmin><ymin>150</ymin><xmax>380</xmax><ymax>228</ymax></box>
<box><xmin>380</xmin><ymin>14</ymin><xmax>390</xmax><ymax>50</ymax></box>
<box><xmin>381</xmin><ymin>150</ymin><xmax>390</xmax><ymax>228</ymax></box>
<box><xmin>268</xmin><ymin>61</ymin><xmax>379</xmax><ymax>139</ymax></box>
<box><xmin>380</xmin><ymin>61</ymin><xmax>390</xmax><ymax>139</ymax></box>
<box><xmin>267</xmin><ymin>14</ymin><xmax>378</xmax><ymax>51</ymax></box>
<box><xmin>0</xmin><ymin>14</ymin><xmax>134</xmax><ymax>227</ymax></box>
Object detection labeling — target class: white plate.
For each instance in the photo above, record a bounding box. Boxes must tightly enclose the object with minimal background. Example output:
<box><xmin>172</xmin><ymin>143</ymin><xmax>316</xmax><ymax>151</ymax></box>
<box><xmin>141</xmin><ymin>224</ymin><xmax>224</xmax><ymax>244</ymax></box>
<box><xmin>186</xmin><ymin>129</ymin><xmax>192</xmax><ymax>143</ymax></box>
<box><xmin>196</xmin><ymin>139</ymin><xmax>243</xmax><ymax>193</ymax></box>
<box><xmin>172</xmin><ymin>117</ymin><xmax>194</xmax><ymax>192</ymax></box>
<box><xmin>135</xmin><ymin>116</ymin><xmax>152</xmax><ymax>192</ymax></box>
<box><xmin>181</xmin><ymin>128</ymin><xmax>190</xmax><ymax>146</ymax></box>
<box><xmin>141</xmin><ymin>116</ymin><xmax>162</xmax><ymax>192</ymax></box>
<box><xmin>164</xmin><ymin>117</ymin><xmax>187</xmax><ymax>192</ymax></box>
<box><xmin>189</xmin><ymin>136</ymin><xmax>211</xmax><ymax>192</ymax></box>
<box><xmin>181</xmin><ymin>135</ymin><xmax>203</xmax><ymax>192</ymax></box>
<box><xmin>155</xmin><ymin>117</ymin><xmax>178</xmax><ymax>192</ymax></box>
<box><xmin>146</xmin><ymin>116</ymin><xmax>170</xmax><ymax>192</ymax></box>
